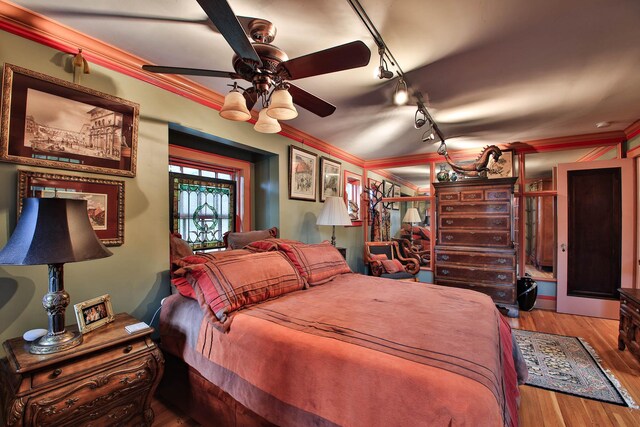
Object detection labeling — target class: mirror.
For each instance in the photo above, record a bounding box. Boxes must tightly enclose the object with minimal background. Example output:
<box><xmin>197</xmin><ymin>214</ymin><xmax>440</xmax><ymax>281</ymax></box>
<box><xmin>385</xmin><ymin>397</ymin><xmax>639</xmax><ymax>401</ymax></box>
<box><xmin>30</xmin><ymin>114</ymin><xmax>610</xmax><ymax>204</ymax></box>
<box><xmin>344</xmin><ymin>170</ymin><xmax>362</xmax><ymax>223</ymax></box>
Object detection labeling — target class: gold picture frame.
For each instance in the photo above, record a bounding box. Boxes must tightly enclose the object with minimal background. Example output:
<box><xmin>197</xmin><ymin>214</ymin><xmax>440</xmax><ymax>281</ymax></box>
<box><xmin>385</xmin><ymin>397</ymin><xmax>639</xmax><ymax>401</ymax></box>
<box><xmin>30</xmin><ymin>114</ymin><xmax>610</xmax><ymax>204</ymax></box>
<box><xmin>1</xmin><ymin>63</ymin><xmax>139</xmax><ymax>177</ymax></box>
<box><xmin>74</xmin><ymin>294</ymin><xmax>115</xmax><ymax>334</ymax></box>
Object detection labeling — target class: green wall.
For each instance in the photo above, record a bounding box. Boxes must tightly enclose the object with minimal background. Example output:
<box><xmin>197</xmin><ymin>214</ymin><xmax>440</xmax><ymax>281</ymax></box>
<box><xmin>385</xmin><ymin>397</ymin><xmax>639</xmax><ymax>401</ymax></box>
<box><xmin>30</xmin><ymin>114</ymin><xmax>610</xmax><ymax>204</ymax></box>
<box><xmin>0</xmin><ymin>30</ymin><xmax>364</xmax><ymax>356</ymax></box>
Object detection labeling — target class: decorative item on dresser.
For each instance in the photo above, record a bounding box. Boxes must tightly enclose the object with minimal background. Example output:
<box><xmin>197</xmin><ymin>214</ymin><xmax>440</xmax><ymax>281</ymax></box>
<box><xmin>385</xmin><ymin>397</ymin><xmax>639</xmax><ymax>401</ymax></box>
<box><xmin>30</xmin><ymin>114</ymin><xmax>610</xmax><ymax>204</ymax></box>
<box><xmin>0</xmin><ymin>313</ymin><xmax>164</xmax><ymax>426</ymax></box>
<box><xmin>434</xmin><ymin>177</ymin><xmax>519</xmax><ymax>317</ymax></box>
<box><xmin>618</xmin><ymin>288</ymin><xmax>640</xmax><ymax>363</ymax></box>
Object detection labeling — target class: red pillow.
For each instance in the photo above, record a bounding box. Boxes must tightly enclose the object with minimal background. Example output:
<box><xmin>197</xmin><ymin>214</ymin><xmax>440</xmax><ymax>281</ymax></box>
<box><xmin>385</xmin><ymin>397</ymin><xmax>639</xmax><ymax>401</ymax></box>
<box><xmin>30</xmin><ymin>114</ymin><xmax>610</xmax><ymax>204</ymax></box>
<box><xmin>370</xmin><ymin>254</ymin><xmax>388</xmax><ymax>262</ymax></box>
<box><xmin>187</xmin><ymin>251</ymin><xmax>305</xmax><ymax>325</ymax></box>
<box><xmin>381</xmin><ymin>259</ymin><xmax>406</xmax><ymax>274</ymax></box>
<box><xmin>245</xmin><ymin>238</ymin><xmax>303</xmax><ymax>252</ymax></box>
<box><xmin>278</xmin><ymin>242</ymin><xmax>352</xmax><ymax>285</ymax></box>
<box><xmin>171</xmin><ymin>276</ymin><xmax>195</xmax><ymax>299</ymax></box>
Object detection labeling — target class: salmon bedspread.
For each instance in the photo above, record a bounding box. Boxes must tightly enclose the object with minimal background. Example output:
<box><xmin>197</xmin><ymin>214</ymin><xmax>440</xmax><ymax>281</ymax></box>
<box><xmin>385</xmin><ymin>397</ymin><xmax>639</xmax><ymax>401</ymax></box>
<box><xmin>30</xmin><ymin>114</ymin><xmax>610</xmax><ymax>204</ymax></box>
<box><xmin>181</xmin><ymin>273</ymin><xmax>519</xmax><ymax>427</ymax></box>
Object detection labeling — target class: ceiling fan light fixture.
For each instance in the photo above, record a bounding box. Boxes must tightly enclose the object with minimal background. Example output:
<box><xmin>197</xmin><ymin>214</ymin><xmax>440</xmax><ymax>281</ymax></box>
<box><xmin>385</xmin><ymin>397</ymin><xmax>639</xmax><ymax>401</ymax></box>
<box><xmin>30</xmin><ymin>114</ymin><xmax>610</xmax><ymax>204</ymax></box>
<box><xmin>267</xmin><ymin>87</ymin><xmax>298</xmax><ymax>120</ymax></box>
<box><xmin>393</xmin><ymin>78</ymin><xmax>409</xmax><ymax>105</ymax></box>
<box><xmin>254</xmin><ymin>109</ymin><xmax>281</xmax><ymax>133</ymax></box>
<box><xmin>220</xmin><ymin>88</ymin><xmax>251</xmax><ymax>121</ymax></box>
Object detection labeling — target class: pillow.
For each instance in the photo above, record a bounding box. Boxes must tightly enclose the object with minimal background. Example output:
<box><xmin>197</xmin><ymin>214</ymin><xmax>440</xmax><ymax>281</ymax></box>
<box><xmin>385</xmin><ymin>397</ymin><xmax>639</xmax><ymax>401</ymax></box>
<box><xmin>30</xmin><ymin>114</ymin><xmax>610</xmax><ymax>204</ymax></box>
<box><xmin>224</xmin><ymin>227</ymin><xmax>278</xmax><ymax>249</ymax></box>
<box><xmin>278</xmin><ymin>242</ymin><xmax>352</xmax><ymax>286</ymax></box>
<box><xmin>381</xmin><ymin>259</ymin><xmax>406</xmax><ymax>274</ymax></box>
<box><xmin>245</xmin><ymin>238</ymin><xmax>303</xmax><ymax>253</ymax></box>
<box><xmin>170</xmin><ymin>232</ymin><xmax>193</xmax><ymax>261</ymax></box>
<box><xmin>370</xmin><ymin>253</ymin><xmax>388</xmax><ymax>262</ymax></box>
<box><xmin>171</xmin><ymin>276</ymin><xmax>195</xmax><ymax>299</ymax></box>
<box><xmin>187</xmin><ymin>251</ymin><xmax>305</xmax><ymax>325</ymax></box>
<box><xmin>173</xmin><ymin>249</ymin><xmax>254</xmax><ymax>276</ymax></box>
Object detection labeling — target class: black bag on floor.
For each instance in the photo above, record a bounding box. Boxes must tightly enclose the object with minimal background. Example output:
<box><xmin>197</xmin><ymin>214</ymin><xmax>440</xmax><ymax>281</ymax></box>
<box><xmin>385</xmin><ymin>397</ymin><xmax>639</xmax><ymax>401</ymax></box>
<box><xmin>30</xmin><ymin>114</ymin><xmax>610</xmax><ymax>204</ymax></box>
<box><xmin>517</xmin><ymin>274</ymin><xmax>538</xmax><ymax>311</ymax></box>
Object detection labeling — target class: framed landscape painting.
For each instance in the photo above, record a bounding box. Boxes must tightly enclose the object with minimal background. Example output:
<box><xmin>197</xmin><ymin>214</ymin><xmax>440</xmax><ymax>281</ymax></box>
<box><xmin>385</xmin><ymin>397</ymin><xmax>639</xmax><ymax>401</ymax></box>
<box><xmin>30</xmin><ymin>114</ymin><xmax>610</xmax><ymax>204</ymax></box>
<box><xmin>289</xmin><ymin>145</ymin><xmax>317</xmax><ymax>201</ymax></box>
<box><xmin>1</xmin><ymin>64</ymin><xmax>139</xmax><ymax>177</ymax></box>
<box><xmin>319</xmin><ymin>157</ymin><xmax>341</xmax><ymax>201</ymax></box>
<box><xmin>18</xmin><ymin>170</ymin><xmax>125</xmax><ymax>246</ymax></box>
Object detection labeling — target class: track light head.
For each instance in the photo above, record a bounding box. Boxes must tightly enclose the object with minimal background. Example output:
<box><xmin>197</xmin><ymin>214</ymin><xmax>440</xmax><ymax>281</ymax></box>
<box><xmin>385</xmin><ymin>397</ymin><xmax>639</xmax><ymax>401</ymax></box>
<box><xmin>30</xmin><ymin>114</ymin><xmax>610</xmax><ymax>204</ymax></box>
<box><xmin>393</xmin><ymin>78</ymin><xmax>409</xmax><ymax>105</ymax></box>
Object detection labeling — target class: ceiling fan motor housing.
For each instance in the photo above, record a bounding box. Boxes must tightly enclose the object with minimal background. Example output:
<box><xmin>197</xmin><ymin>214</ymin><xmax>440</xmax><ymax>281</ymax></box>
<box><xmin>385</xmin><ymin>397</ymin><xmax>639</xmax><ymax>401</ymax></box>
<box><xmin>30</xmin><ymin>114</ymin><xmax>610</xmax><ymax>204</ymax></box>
<box><xmin>232</xmin><ymin>43</ymin><xmax>289</xmax><ymax>92</ymax></box>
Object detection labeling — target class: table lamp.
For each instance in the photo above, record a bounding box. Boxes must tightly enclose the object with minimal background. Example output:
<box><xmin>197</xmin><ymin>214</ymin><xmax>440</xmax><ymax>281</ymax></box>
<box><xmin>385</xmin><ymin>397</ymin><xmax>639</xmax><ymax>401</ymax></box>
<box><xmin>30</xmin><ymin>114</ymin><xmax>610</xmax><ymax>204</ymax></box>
<box><xmin>316</xmin><ymin>196</ymin><xmax>352</xmax><ymax>246</ymax></box>
<box><xmin>402</xmin><ymin>207</ymin><xmax>422</xmax><ymax>247</ymax></box>
<box><xmin>0</xmin><ymin>198</ymin><xmax>112</xmax><ymax>354</ymax></box>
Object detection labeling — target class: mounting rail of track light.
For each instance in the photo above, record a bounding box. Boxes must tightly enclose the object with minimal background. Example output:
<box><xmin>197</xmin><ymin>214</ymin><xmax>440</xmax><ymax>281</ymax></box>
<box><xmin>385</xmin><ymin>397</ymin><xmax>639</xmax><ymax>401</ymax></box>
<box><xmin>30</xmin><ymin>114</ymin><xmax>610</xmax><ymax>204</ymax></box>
<box><xmin>346</xmin><ymin>0</ymin><xmax>446</xmax><ymax>145</ymax></box>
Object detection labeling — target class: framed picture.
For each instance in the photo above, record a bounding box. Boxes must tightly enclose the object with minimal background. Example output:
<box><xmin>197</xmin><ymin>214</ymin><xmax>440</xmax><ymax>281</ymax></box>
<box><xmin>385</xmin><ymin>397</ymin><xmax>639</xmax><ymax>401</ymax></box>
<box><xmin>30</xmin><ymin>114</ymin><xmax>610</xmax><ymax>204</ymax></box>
<box><xmin>18</xmin><ymin>170</ymin><xmax>125</xmax><ymax>246</ymax></box>
<box><xmin>488</xmin><ymin>150</ymin><xmax>514</xmax><ymax>178</ymax></box>
<box><xmin>74</xmin><ymin>294</ymin><xmax>115</xmax><ymax>334</ymax></box>
<box><xmin>393</xmin><ymin>184</ymin><xmax>401</xmax><ymax>210</ymax></box>
<box><xmin>319</xmin><ymin>157</ymin><xmax>341</xmax><ymax>201</ymax></box>
<box><xmin>1</xmin><ymin>63</ymin><xmax>139</xmax><ymax>177</ymax></box>
<box><xmin>382</xmin><ymin>180</ymin><xmax>393</xmax><ymax>210</ymax></box>
<box><xmin>289</xmin><ymin>145</ymin><xmax>317</xmax><ymax>201</ymax></box>
<box><xmin>344</xmin><ymin>170</ymin><xmax>362</xmax><ymax>224</ymax></box>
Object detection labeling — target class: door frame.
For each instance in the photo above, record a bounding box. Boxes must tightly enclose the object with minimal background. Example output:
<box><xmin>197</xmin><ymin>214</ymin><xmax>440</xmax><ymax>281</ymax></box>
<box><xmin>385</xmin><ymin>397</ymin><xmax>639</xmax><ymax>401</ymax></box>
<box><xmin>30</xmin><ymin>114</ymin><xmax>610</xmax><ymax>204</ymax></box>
<box><xmin>556</xmin><ymin>158</ymin><xmax>635</xmax><ymax>319</ymax></box>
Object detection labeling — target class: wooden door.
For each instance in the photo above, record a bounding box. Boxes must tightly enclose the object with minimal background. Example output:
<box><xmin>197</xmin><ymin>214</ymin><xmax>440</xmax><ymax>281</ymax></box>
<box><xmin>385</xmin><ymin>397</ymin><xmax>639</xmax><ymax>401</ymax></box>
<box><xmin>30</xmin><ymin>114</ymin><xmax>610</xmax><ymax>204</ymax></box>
<box><xmin>557</xmin><ymin>158</ymin><xmax>634</xmax><ymax>319</ymax></box>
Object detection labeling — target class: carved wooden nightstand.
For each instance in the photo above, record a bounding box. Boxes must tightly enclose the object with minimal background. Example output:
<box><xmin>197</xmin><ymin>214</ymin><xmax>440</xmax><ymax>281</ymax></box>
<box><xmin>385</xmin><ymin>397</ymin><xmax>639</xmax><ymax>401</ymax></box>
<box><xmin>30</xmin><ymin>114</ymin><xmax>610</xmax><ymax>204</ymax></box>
<box><xmin>0</xmin><ymin>313</ymin><xmax>164</xmax><ymax>426</ymax></box>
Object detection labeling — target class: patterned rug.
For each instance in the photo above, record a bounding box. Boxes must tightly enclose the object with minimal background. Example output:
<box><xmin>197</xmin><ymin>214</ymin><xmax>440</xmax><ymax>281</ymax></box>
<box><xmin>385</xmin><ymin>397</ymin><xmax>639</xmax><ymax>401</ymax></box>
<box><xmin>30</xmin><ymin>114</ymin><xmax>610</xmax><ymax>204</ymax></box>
<box><xmin>513</xmin><ymin>329</ymin><xmax>637</xmax><ymax>408</ymax></box>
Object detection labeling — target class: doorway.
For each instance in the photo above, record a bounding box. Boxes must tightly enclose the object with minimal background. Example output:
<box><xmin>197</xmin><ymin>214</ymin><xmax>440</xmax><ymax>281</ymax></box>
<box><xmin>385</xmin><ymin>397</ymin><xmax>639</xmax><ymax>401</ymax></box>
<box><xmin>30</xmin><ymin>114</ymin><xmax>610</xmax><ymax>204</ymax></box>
<box><xmin>556</xmin><ymin>158</ymin><xmax>634</xmax><ymax>319</ymax></box>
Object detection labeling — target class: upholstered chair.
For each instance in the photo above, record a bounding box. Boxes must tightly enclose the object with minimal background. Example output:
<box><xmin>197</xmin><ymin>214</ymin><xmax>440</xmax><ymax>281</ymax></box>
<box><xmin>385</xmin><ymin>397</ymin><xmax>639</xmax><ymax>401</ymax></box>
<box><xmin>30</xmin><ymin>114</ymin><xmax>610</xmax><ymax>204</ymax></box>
<box><xmin>364</xmin><ymin>241</ymin><xmax>419</xmax><ymax>281</ymax></box>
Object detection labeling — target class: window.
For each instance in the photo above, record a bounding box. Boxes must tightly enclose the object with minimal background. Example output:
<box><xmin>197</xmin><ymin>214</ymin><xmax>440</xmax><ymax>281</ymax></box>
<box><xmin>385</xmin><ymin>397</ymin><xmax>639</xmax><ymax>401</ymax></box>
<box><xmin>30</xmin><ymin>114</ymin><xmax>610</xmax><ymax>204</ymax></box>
<box><xmin>170</xmin><ymin>171</ymin><xmax>236</xmax><ymax>250</ymax></box>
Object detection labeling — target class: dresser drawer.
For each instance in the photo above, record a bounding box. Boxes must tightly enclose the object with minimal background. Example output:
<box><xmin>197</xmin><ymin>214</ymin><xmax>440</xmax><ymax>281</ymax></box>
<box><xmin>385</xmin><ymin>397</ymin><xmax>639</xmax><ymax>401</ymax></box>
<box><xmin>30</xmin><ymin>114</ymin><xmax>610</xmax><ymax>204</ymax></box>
<box><xmin>440</xmin><ymin>192</ymin><xmax>460</xmax><ymax>202</ymax></box>
<box><xmin>436</xmin><ymin>265</ymin><xmax>515</xmax><ymax>284</ymax></box>
<box><xmin>436</xmin><ymin>250</ymin><xmax>515</xmax><ymax>268</ymax></box>
<box><xmin>27</xmin><ymin>353</ymin><xmax>160</xmax><ymax>426</ymax></box>
<box><xmin>439</xmin><ymin>230</ymin><xmax>511</xmax><ymax>247</ymax></box>
<box><xmin>485</xmin><ymin>188</ymin><xmax>511</xmax><ymax>200</ymax></box>
<box><xmin>461</xmin><ymin>190</ymin><xmax>483</xmax><ymax>201</ymax></box>
<box><xmin>439</xmin><ymin>215</ymin><xmax>510</xmax><ymax>230</ymax></box>
<box><xmin>32</xmin><ymin>339</ymin><xmax>151</xmax><ymax>388</ymax></box>
<box><xmin>440</xmin><ymin>202</ymin><xmax>510</xmax><ymax>215</ymax></box>
<box><xmin>436</xmin><ymin>279</ymin><xmax>516</xmax><ymax>304</ymax></box>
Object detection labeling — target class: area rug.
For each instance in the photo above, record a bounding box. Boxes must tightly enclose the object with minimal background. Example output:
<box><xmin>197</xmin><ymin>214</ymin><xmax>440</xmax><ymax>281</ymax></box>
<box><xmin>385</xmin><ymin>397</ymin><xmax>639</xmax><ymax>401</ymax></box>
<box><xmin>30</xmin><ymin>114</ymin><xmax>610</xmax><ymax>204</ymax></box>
<box><xmin>513</xmin><ymin>329</ymin><xmax>637</xmax><ymax>408</ymax></box>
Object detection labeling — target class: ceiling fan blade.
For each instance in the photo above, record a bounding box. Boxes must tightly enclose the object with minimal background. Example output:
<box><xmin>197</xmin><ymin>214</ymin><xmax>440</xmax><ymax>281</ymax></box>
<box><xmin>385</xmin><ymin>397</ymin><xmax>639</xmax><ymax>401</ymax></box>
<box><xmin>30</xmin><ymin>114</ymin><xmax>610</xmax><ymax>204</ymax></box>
<box><xmin>288</xmin><ymin>84</ymin><xmax>336</xmax><ymax>117</ymax></box>
<box><xmin>279</xmin><ymin>41</ymin><xmax>371</xmax><ymax>80</ymax></box>
<box><xmin>195</xmin><ymin>0</ymin><xmax>262</xmax><ymax>67</ymax></box>
<box><xmin>142</xmin><ymin>65</ymin><xmax>239</xmax><ymax>79</ymax></box>
<box><xmin>243</xmin><ymin>87</ymin><xmax>258</xmax><ymax>111</ymax></box>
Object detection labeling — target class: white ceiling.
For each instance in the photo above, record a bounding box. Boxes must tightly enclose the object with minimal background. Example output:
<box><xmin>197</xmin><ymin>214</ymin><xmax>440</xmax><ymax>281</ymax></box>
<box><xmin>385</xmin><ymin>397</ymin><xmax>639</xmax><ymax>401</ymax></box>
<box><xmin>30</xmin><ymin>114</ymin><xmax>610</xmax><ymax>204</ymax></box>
<box><xmin>12</xmin><ymin>0</ymin><xmax>640</xmax><ymax>167</ymax></box>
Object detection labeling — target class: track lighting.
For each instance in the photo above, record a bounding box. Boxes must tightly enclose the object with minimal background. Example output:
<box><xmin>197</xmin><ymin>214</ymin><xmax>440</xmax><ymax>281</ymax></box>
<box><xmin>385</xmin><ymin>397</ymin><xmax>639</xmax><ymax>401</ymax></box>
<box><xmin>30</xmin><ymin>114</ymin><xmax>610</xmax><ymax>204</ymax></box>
<box><xmin>414</xmin><ymin>106</ymin><xmax>428</xmax><ymax>129</ymax></box>
<box><xmin>376</xmin><ymin>47</ymin><xmax>393</xmax><ymax>79</ymax></box>
<box><xmin>393</xmin><ymin>78</ymin><xmax>409</xmax><ymax>105</ymax></box>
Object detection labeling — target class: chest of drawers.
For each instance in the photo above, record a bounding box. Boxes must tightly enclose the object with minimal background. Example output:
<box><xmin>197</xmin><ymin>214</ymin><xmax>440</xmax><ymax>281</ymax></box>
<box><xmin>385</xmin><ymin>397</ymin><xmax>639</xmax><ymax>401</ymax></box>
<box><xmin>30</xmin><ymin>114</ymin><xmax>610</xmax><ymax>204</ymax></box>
<box><xmin>434</xmin><ymin>177</ymin><xmax>519</xmax><ymax>315</ymax></box>
<box><xmin>618</xmin><ymin>288</ymin><xmax>640</xmax><ymax>363</ymax></box>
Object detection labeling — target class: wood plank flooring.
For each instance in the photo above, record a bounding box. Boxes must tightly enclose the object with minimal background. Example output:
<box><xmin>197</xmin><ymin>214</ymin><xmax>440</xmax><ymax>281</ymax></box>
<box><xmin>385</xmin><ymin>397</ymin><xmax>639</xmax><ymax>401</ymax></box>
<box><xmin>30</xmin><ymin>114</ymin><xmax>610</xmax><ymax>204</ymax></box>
<box><xmin>151</xmin><ymin>309</ymin><xmax>640</xmax><ymax>426</ymax></box>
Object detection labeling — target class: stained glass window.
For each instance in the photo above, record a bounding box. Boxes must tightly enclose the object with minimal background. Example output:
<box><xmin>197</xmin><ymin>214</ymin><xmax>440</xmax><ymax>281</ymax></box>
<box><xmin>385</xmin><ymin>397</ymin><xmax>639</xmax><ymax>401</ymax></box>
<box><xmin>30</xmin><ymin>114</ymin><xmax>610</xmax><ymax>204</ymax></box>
<box><xmin>170</xmin><ymin>172</ymin><xmax>236</xmax><ymax>250</ymax></box>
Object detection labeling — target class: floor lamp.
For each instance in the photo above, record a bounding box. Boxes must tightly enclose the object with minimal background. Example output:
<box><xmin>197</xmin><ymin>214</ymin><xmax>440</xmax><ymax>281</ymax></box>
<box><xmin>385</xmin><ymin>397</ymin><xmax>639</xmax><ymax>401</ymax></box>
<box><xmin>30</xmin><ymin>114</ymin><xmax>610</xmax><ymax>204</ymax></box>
<box><xmin>402</xmin><ymin>207</ymin><xmax>422</xmax><ymax>248</ymax></box>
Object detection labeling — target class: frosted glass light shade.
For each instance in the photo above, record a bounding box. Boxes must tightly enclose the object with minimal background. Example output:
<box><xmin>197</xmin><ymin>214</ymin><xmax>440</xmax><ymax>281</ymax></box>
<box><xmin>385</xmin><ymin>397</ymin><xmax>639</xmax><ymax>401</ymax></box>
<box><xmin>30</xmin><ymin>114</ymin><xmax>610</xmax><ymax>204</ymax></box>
<box><xmin>402</xmin><ymin>207</ymin><xmax>421</xmax><ymax>224</ymax></box>
<box><xmin>220</xmin><ymin>90</ymin><xmax>251</xmax><ymax>121</ymax></box>
<box><xmin>317</xmin><ymin>197</ymin><xmax>352</xmax><ymax>226</ymax></box>
<box><xmin>254</xmin><ymin>109</ymin><xmax>281</xmax><ymax>133</ymax></box>
<box><xmin>267</xmin><ymin>88</ymin><xmax>298</xmax><ymax>120</ymax></box>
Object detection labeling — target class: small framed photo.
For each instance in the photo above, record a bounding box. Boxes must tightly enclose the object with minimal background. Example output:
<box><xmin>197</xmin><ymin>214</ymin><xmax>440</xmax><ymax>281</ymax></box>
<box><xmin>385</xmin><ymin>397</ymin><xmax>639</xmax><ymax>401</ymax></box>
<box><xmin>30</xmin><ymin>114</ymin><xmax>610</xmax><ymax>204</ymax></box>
<box><xmin>289</xmin><ymin>145</ymin><xmax>318</xmax><ymax>201</ymax></box>
<box><xmin>488</xmin><ymin>150</ymin><xmax>514</xmax><ymax>178</ymax></box>
<box><xmin>74</xmin><ymin>294</ymin><xmax>115</xmax><ymax>333</ymax></box>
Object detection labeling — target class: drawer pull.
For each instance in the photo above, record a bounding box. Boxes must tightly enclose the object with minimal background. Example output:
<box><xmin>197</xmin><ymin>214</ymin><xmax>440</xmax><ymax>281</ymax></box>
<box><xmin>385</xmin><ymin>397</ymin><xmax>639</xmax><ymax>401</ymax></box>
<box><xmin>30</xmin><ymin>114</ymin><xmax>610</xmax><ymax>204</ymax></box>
<box><xmin>445</xmin><ymin>206</ymin><xmax>454</xmax><ymax>212</ymax></box>
<box><xmin>497</xmin><ymin>258</ymin><xmax>507</xmax><ymax>264</ymax></box>
<box><xmin>445</xmin><ymin>195</ymin><xmax>455</xmax><ymax>200</ymax></box>
<box><xmin>441</xmin><ymin>255</ymin><xmax>450</xmax><ymax>260</ymax></box>
<box><xmin>124</xmin><ymin>345</ymin><xmax>133</xmax><ymax>353</ymax></box>
<box><xmin>445</xmin><ymin>220</ymin><xmax>454</xmax><ymax>225</ymax></box>
<box><xmin>441</xmin><ymin>269</ymin><xmax>450</xmax><ymax>275</ymax></box>
<box><xmin>497</xmin><ymin>274</ymin><xmax>508</xmax><ymax>280</ymax></box>
<box><xmin>445</xmin><ymin>235</ymin><xmax>454</xmax><ymax>241</ymax></box>
<box><xmin>51</xmin><ymin>368</ymin><xmax>62</xmax><ymax>378</ymax></box>
<box><xmin>497</xmin><ymin>291</ymin><xmax>506</xmax><ymax>298</ymax></box>
<box><xmin>622</xmin><ymin>300</ymin><xmax>627</xmax><ymax>304</ymax></box>
<box><xmin>493</xmin><ymin>220</ymin><xmax>503</xmax><ymax>225</ymax></box>
<box><xmin>493</xmin><ymin>236</ymin><xmax>503</xmax><ymax>242</ymax></box>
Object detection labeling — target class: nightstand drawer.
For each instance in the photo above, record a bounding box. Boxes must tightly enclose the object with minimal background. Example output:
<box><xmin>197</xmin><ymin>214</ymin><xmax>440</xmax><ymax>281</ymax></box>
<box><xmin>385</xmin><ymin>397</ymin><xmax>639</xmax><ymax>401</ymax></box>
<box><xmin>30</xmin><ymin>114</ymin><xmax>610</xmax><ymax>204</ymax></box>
<box><xmin>32</xmin><ymin>339</ymin><xmax>151</xmax><ymax>388</ymax></box>
<box><xmin>27</xmin><ymin>353</ymin><xmax>159</xmax><ymax>426</ymax></box>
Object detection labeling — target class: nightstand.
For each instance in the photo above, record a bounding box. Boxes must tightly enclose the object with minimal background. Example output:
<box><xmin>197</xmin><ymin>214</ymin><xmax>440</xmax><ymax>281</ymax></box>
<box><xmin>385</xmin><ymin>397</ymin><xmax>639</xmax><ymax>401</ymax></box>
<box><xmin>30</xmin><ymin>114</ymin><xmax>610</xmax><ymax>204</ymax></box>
<box><xmin>337</xmin><ymin>247</ymin><xmax>347</xmax><ymax>259</ymax></box>
<box><xmin>0</xmin><ymin>313</ymin><xmax>164</xmax><ymax>426</ymax></box>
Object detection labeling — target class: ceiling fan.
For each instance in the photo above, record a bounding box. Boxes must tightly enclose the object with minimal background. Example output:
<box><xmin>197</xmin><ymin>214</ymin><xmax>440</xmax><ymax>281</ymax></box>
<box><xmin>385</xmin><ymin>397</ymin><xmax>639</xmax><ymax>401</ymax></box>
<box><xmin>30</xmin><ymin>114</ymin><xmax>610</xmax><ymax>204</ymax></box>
<box><xmin>142</xmin><ymin>0</ymin><xmax>371</xmax><ymax>130</ymax></box>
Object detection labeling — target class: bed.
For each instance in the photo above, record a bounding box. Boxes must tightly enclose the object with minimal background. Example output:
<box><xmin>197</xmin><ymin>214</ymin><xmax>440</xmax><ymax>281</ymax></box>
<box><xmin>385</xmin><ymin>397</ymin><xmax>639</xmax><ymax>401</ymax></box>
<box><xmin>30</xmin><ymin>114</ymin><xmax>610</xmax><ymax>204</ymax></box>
<box><xmin>160</xmin><ymin>233</ymin><xmax>525</xmax><ymax>427</ymax></box>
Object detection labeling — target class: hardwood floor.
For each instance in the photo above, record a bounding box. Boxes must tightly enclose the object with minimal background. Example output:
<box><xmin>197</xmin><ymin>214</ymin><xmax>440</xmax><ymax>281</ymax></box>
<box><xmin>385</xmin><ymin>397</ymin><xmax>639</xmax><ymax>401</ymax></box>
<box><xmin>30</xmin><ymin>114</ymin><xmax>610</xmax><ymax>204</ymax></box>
<box><xmin>151</xmin><ymin>309</ymin><xmax>640</xmax><ymax>426</ymax></box>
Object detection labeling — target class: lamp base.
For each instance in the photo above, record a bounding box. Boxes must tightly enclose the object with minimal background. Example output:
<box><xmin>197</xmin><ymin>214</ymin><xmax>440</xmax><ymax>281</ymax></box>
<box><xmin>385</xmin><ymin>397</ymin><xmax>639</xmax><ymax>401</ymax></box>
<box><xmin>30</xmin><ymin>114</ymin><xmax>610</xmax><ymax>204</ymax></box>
<box><xmin>30</xmin><ymin>330</ymin><xmax>82</xmax><ymax>355</ymax></box>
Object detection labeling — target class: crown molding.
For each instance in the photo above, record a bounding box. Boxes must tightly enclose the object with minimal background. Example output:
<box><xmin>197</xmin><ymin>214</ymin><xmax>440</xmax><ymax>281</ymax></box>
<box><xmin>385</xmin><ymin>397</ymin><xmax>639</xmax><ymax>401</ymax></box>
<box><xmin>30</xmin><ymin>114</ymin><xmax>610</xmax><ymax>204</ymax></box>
<box><xmin>0</xmin><ymin>1</ymin><xmax>366</xmax><ymax>168</ymax></box>
<box><xmin>625</xmin><ymin>120</ymin><xmax>640</xmax><ymax>140</ymax></box>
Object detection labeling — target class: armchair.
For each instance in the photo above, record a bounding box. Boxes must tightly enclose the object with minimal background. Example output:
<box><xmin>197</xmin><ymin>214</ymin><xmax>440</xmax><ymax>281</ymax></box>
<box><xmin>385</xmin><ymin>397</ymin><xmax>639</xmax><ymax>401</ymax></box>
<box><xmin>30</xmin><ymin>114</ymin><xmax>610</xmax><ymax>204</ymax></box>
<box><xmin>392</xmin><ymin>237</ymin><xmax>430</xmax><ymax>266</ymax></box>
<box><xmin>364</xmin><ymin>241</ymin><xmax>419</xmax><ymax>281</ymax></box>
